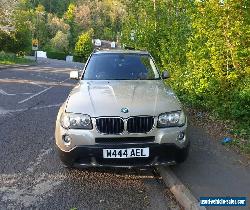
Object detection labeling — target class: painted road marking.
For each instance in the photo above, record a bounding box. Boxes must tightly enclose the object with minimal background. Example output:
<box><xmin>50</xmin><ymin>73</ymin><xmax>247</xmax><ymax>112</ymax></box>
<box><xmin>36</xmin><ymin>74</ymin><xmax>59</xmax><ymax>81</ymax></box>
<box><xmin>0</xmin><ymin>78</ymin><xmax>72</xmax><ymax>87</ymax></box>
<box><xmin>0</xmin><ymin>173</ymin><xmax>64</xmax><ymax>208</ymax></box>
<box><xmin>31</xmin><ymin>103</ymin><xmax>62</xmax><ymax>110</ymax></box>
<box><xmin>27</xmin><ymin>143</ymin><xmax>53</xmax><ymax>173</ymax></box>
<box><xmin>0</xmin><ymin>107</ymin><xmax>12</xmax><ymax>115</ymax></box>
<box><xmin>0</xmin><ymin>104</ymin><xmax>62</xmax><ymax>116</ymax></box>
<box><xmin>18</xmin><ymin>87</ymin><xmax>53</xmax><ymax>104</ymax></box>
<box><xmin>30</xmin><ymin>82</ymin><xmax>46</xmax><ymax>88</ymax></box>
<box><xmin>0</xmin><ymin>89</ymin><xmax>33</xmax><ymax>96</ymax></box>
<box><xmin>18</xmin><ymin>78</ymin><xmax>69</xmax><ymax>104</ymax></box>
<box><xmin>0</xmin><ymin>141</ymin><xmax>65</xmax><ymax>208</ymax></box>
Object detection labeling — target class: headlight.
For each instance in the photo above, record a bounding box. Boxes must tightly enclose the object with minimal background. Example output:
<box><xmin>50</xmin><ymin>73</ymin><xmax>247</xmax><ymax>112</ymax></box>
<box><xmin>60</xmin><ymin>113</ymin><xmax>93</xmax><ymax>129</ymax></box>
<box><xmin>157</xmin><ymin>111</ymin><xmax>186</xmax><ymax>128</ymax></box>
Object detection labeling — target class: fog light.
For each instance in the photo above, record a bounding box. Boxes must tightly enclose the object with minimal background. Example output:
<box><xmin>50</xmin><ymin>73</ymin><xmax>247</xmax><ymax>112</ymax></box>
<box><xmin>177</xmin><ymin>131</ymin><xmax>185</xmax><ymax>142</ymax></box>
<box><xmin>63</xmin><ymin>135</ymin><xmax>71</xmax><ymax>146</ymax></box>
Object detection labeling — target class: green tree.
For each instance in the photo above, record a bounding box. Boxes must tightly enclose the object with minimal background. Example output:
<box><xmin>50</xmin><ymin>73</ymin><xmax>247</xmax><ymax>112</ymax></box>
<box><xmin>47</xmin><ymin>14</ymin><xmax>70</xmax><ymax>38</ymax></box>
<box><xmin>30</xmin><ymin>0</ymin><xmax>74</xmax><ymax>16</ymax></box>
<box><xmin>185</xmin><ymin>0</ymin><xmax>250</xmax><ymax>120</ymax></box>
<box><xmin>121</xmin><ymin>0</ymin><xmax>192</xmax><ymax>64</ymax></box>
<box><xmin>74</xmin><ymin>29</ymin><xmax>93</xmax><ymax>62</ymax></box>
<box><xmin>10</xmin><ymin>0</ymin><xmax>35</xmax><ymax>53</ymax></box>
<box><xmin>0</xmin><ymin>14</ymin><xmax>16</xmax><ymax>53</ymax></box>
<box><xmin>0</xmin><ymin>0</ymin><xmax>17</xmax><ymax>34</ymax></box>
<box><xmin>64</xmin><ymin>3</ymin><xmax>79</xmax><ymax>51</ymax></box>
<box><xmin>50</xmin><ymin>31</ymin><xmax>69</xmax><ymax>52</ymax></box>
<box><xmin>33</xmin><ymin>4</ymin><xmax>48</xmax><ymax>49</ymax></box>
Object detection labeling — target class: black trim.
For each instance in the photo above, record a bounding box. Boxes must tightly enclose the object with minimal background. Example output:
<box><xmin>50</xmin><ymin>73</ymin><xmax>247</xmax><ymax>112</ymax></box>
<box><xmin>96</xmin><ymin>117</ymin><xmax>124</xmax><ymax>134</ymax></box>
<box><xmin>57</xmin><ymin>143</ymin><xmax>190</xmax><ymax>168</ymax></box>
<box><xmin>127</xmin><ymin>116</ymin><xmax>154</xmax><ymax>133</ymax></box>
<box><xmin>95</xmin><ymin>136</ymin><xmax>155</xmax><ymax>144</ymax></box>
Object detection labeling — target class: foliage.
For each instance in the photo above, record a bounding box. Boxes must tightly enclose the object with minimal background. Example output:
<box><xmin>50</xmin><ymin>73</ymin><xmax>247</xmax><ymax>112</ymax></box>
<box><xmin>182</xmin><ymin>0</ymin><xmax>250</xmax><ymax>122</ymax></box>
<box><xmin>33</xmin><ymin>4</ymin><xmax>49</xmax><ymax>49</ymax></box>
<box><xmin>47</xmin><ymin>14</ymin><xmax>70</xmax><ymax>38</ymax></box>
<box><xmin>74</xmin><ymin>4</ymin><xmax>91</xmax><ymax>29</ymax></box>
<box><xmin>0</xmin><ymin>0</ymin><xmax>34</xmax><ymax>53</ymax></box>
<box><xmin>0</xmin><ymin>0</ymin><xmax>127</xmax><ymax>54</ymax></box>
<box><xmin>121</xmin><ymin>0</ymin><xmax>192</xmax><ymax>64</ymax></box>
<box><xmin>0</xmin><ymin>31</ymin><xmax>14</xmax><ymax>52</ymax></box>
<box><xmin>50</xmin><ymin>31</ymin><xmax>69</xmax><ymax>52</ymax></box>
<box><xmin>73</xmin><ymin>55</ymin><xmax>83</xmax><ymax>62</ymax></box>
<box><xmin>0</xmin><ymin>0</ymin><xmax>18</xmax><ymax>34</ymax></box>
<box><xmin>74</xmin><ymin>30</ymin><xmax>93</xmax><ymax>62</ymax></box>
<box><xmin>121</xmin><ymin>0</ymin><xmax>250</xmax><ymax>146</ymax></box>
<box><xmin>0</xmin><ymin>51</ymin><xmax>33</xmax><ymax>64</ymax></box>
<box><xmin>46</xmin><ymin>51</ymin><xmax>67</xmax><ymax>60</ymax></box>
<box><xmin>30</xmin><ymin>0</ymin><xmax>73</xmax><ymax>16</ymax></box>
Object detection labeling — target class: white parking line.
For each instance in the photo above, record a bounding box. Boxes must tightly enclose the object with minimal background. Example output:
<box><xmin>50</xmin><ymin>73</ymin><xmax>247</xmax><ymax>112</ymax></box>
<box><xmin>0</xmin><ymin>89</ymin><xmax>33</xmax><ymax>96</ymax></box>
<box><xmin>0</xmin><ymin>138</ymin><xmax>65</xmax><ymax>208</ymax></box>
<box><xmin>26</xmin><ymin>146</ymin><xmax>53</xmax><ymax>173</ymax></box>
<box><xmin>30</xmin><ymin>82</ymin><xmax>46</xmax><ymax>88</ymax></box>
<box><xmin>31</xmin><ymin>103</ymin><xmax>62</xmax><ymax>110</ymax></box>
<box><xmin>0</xmin><ymin>172</ymin><xmax>64</xmax><ymax>208</ymax></box>
<box><xmin>18</xmin><ymin>87</ymin><xmax>53</xmax><ymax>104</ymax></box>
<box><xmin>18</xmin><ymin>78</ymin><xmax>69</xmax><ymax>104</ymax></box>
<box><xmin>0</xmin><ymin>107</ymin><xmax>11</xmax><ymax>115</ymax></box>
<box><xmin>36</xmin><ymin>74</ymin><xmax>59</xmax><ymax>81</ymax></box>
<box><xmin>0</xmin><ymin>104</ymin><xmax>62</xmax><ymax>116</ymax></box>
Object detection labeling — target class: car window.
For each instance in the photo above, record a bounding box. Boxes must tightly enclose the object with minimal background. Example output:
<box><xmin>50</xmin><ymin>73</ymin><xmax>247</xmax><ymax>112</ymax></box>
<box><xmin>83</xmin><ymin>53</ymin><xmax>160</xmax><ymax>80</ymax></box>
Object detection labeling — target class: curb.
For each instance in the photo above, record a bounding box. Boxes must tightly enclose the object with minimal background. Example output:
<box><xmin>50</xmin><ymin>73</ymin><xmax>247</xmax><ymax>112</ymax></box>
<box><xmin>157</xmin><ymin>166</ymin><xmax>206</xmax><ymax>210</ymax></box>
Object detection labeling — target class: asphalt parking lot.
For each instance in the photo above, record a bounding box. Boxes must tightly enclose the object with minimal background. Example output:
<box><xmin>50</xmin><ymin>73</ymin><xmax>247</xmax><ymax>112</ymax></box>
<box><xmin>1</xmin><ymin>59</ymin><xmax>249</xmax><ymax>210</ymax></box>
<box><xmin>0</xmin><ymin>59</ymin><xmax>180</xmax><ymax>210</ymax></box>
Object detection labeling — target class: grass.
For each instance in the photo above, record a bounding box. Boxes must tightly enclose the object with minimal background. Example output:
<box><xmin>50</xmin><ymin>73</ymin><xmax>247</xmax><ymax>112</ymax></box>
<box><xmin>229</xmin><ymin>122</ymin><xmax>250</xmax><ymax>155</ymax></box>
<box><xmin>0</xmin><ymin>52</ymin><xmax>34</xmax><ymax>65</ymax></box>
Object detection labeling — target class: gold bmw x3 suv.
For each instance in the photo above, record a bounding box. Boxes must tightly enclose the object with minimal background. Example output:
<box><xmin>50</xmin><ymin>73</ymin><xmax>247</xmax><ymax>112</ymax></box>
<box><xmin>55</xmin><ymin>50</ymin><xmax>190</xmax><ymax>168</ymax></box>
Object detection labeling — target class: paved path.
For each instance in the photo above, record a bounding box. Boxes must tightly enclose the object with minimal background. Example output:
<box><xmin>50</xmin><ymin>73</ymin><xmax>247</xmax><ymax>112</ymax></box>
<box><xmin>171</xmin><ymin>125</ymin><xmax>250</xmax><ymax>209</ymax></box>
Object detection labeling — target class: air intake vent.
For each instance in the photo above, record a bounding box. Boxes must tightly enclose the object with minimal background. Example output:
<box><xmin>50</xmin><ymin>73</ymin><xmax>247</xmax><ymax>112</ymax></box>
<box><xmin>96</xmin><ymin>118</ymin><xmax>124</xmax><ymax>134</ymax></box>
<box><xmin>127</xmin><ymin>116</ymin><xmax>154</xmax><ymax>133</ymax></box>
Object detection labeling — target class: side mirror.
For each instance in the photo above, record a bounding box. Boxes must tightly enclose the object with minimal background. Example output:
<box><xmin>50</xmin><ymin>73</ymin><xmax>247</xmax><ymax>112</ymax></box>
<box><xmin>162</xmin><ymin>71</ymin><xmax>170</xmax><ymax>79</ymax></box>
<box><xmin>70</xmin><ymin>71</ymin><xmax>79</xmax><ymax>80</ymax></box>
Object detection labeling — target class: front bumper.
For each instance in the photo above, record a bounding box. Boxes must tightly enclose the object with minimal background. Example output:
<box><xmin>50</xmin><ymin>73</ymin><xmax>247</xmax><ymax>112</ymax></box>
<box><xmin>57</xmin><ymin>143</ymin><xmax>190</xmax><ymax>168</ymax></box>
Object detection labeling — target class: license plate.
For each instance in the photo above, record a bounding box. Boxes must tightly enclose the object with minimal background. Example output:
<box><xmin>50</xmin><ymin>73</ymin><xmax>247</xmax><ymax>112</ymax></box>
<box><xmin>103</xmin><ymin>148</ymin><xmax>149</xmax><ymax>159</ymax></box>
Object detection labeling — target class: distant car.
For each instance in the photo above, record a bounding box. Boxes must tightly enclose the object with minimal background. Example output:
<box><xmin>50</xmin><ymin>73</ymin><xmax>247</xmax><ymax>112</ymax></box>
<box><xmin>55</xmin><ymin>50</ymin><xmax>190</xmax><ymax>168</ymax></box>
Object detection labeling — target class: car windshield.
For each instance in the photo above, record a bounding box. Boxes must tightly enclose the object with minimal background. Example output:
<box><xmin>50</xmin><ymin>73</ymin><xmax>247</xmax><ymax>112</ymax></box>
<box><xmin>83</xmin><ymin>53</ymin><xmax>160</xmax><ymax>80</ymax></box>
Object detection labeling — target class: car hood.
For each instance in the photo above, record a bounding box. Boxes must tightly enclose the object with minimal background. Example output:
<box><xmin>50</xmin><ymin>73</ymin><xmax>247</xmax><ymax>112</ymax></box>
<box><xmin>65</xmin><ymin>80</ymin><xmax>182</xmax><ymax>117</ymax></box>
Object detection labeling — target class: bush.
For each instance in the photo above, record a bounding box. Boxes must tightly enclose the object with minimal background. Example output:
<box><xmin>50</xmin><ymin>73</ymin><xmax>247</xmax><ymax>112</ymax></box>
<box><xmin>47</xmin><ymin>51</ymin><xmax>67</xmax><ymax>60</ymax></box>
<box><xmin>0</xmin><ymin>51</ymin><xmax>32</xmax><ymax>64</ymax></box>
<box><xmin>50</xmin><ymin>31</ymin><xmax>69</xmax><ymax>53</ymax></box>
<box><xmin>74</xmin><ymin>29</ymin><xmax>93</xmax><ymax>62</ymax></box>
<box><xmin>73</xmin><ymin>55</ymin><xmax>83</xmax><ymax>62</ymax></box>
